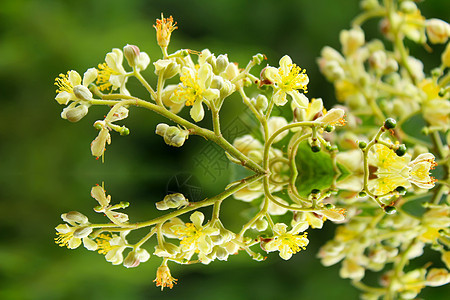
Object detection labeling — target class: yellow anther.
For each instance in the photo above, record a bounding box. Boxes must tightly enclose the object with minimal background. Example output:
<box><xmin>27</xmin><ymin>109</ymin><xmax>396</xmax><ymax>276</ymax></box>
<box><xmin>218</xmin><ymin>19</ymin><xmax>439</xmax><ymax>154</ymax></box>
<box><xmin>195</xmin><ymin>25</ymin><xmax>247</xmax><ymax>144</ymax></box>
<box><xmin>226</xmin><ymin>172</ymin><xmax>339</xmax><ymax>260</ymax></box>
<box><xmin>54</xmin><ymin>72</ymin><xmax>74</xmax><ymax>94</ymax></box>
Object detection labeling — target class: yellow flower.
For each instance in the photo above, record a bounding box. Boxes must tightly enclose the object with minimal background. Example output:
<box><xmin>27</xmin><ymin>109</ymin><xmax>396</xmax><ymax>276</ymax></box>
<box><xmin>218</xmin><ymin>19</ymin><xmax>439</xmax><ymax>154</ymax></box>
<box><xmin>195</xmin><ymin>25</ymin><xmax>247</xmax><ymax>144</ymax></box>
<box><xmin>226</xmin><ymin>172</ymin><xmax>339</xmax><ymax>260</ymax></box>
<box><xmin>171</xmin><ymin>211</ymin><xmax>219</xmax><ymax>255</ymax></box>
<box><xmin>54</xmin><ymin>68</ymin><xmax>97</xmax><ymax>105</ymax></box>
<box><xmin>264</xmin><ymin>55</ymin><xmax>309</xmax><ymax>106</ymax></box>
<box><xmin>154</xmin><ymin>264</ymin><xmax>177</xmax><ymax>291</ymax></box>
<box><xmin>264</xmin><ymin>222</ymin><xmax>309</xmax><ymax>260</ymax></box>
<box><xmin>368</xmin><ymin>145</ymin><xmax>436</xmax><ymax>195</ymax></box>
<box><xmin>170</xmin><ymin>65</ymin><xmax>220</xmax><ymax>122</ymax></box>
<box><xmin>54</xmin><ymin>211</ymin><xmax>95</xmax><ymax>250</ymax></box>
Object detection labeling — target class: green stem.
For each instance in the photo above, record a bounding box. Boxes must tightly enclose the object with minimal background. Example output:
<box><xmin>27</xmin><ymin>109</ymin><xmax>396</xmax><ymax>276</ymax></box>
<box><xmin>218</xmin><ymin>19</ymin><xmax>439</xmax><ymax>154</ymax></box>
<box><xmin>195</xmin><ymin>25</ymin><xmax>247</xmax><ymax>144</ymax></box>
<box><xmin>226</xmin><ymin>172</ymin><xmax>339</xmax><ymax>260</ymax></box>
<box><xmin>129</xmin><ymin>173</ymin><xmax>264</xmax><ymax>229</ymax></box>
<box><xmin>133</xmin><ymin>70</ymin><xmax>158</xmax><ymax>100</ymax></box>
<box><xmin>91</xmin><ymin>96</ymin><xmax>265</xmax><ymax>174</ymax></box>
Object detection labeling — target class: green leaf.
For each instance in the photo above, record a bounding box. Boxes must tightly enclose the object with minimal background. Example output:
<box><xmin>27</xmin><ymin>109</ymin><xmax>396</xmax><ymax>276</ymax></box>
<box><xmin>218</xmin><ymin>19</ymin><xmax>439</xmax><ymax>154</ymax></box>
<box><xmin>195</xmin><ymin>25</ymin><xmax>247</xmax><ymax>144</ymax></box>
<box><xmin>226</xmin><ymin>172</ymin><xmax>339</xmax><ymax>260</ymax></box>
<box><xmin>295</xmin><ymin>141</ymin><xmax>336</xmax><ymax>197</ymax></box>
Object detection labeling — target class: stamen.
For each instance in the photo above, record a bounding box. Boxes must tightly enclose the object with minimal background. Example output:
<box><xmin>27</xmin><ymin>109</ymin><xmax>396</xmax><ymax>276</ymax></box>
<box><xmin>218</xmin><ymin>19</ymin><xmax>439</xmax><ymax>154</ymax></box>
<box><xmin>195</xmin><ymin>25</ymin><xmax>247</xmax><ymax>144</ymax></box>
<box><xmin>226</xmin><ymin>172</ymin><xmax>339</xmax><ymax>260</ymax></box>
<box><xmin>54</xmin><ymin>72</ymin><xmax>74</xmax><ymax>94</ymax></box>
<box><xmin>54</xmin><ymin>231</ymin><xmax>73</xmax><ymax>248</ymax></box>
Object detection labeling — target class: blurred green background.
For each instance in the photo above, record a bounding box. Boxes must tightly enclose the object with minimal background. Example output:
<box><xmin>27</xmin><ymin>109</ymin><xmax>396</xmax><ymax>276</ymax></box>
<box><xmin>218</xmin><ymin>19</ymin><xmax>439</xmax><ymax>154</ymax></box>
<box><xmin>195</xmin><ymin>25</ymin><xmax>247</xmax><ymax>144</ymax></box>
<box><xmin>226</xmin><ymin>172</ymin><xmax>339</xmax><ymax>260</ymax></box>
<box><xmin>1</xmin><ymin>0</ymin><xmax>449</xmax><ymax>299</ymax></box>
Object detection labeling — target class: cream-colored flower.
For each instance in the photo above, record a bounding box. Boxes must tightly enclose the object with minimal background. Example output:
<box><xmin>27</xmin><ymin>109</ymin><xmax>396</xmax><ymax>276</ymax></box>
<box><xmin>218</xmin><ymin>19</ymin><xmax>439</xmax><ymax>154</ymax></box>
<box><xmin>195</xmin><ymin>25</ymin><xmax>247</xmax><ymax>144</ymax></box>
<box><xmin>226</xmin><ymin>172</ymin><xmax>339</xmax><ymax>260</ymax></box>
<box><xmin>368</xmin><ymin>145</ymin><xmax>436</xmax><ymax>195</ymax></box>
<box><xmin>264</xmin><ymin>55</ymin><xmax>309</xmax><ymax>106</ymax></box>
<box><xmin>54</xmin><ymin>211</ymin><xmax>94</xmax><ymax>250</ymax></box>
<box><xmin>55</xmin><ymin>68</ymin><xmax>97</xmax><ymax>105</ymax></box>
<box><xmin>171</xmin><ymin>211</ymin><xmax>220</xmax><ymax>255</ymax></box>
<box><xmin>154</xmin><ymin>264</ymin><xmax>177</xmax><ymax>290</ymax></box>
<box><xmin>170</xmin><ymin>65</ymin><xmax>220</xmax><ymax>122</ymax></box>
<box><xmin>264</xmin><ymin>222</ymin><xmax>309</xmax><ymax>260</ymax></box>
<box><xmin>94</xmin><ymin>231</ymin><xmax>129</xmax><ymax>265</ymax></box>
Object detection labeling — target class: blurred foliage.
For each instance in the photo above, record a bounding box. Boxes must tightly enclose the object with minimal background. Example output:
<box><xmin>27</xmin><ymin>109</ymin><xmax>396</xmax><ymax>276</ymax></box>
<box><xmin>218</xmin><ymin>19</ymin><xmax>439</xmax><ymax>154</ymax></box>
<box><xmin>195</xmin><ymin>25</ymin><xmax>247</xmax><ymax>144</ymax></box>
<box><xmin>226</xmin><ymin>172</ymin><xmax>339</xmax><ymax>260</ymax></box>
<box><xmin>0</xmin><ymin>0</ymin><xmax>448</xmax><ymax>299</ymax></box>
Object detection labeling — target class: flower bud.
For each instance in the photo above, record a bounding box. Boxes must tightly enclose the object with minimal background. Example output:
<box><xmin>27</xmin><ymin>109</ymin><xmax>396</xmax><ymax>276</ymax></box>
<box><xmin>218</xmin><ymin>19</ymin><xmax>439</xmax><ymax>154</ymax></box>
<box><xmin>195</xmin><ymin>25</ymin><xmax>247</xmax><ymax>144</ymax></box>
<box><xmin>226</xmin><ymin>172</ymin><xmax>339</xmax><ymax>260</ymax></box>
<box><xmin>385</xmin><ymin>57</ymin><xmax>398</xmax><ymax>73</ymax></box>
<box><xmin>369</xmin><ymin>50</ymin><xmax>387</xmax><ymax>72</ymax></box>
<box><xmin>215</xmin><ymin>54</ymin><xmax>229</xmax><ymax>74</ymax></box>
<box><xmin>252</xmin><ymin>53</ymin><xmax>265</xmax><ymax>65</ymax></box>
<box><xmin>400</xmin><ymin>1</ymin><xmax>417</xmax><ymax>14</ymax></box>
<box><xmin>61</xmin><ymin>105</ymin><xmax>89</xmax><ymax>122</ymax></box>
<box><xmin>426</xmin><ymin>268</ymin><xmax>450</xmax><ymax>287</ymax></box>
<box><xmin>156</xmin><ymin>193</ymin><xmax>188</xmax><ymax>210</ymax></box>
<box><xmin>154</xmin><ymin>59</ymin><xmax>180</xmax><ymax>79</ymax></box>
<box><xmin>62</xmin><ymin>211</ymin><xmax>89</xmax><ymax>224</ymax></box>
<box><xmin>163</xmin><ymin>126</ymin><xmax>189</xmax><ymax>147</ymax></box>
<box><xmin>340</xmin><ymin>27</ymin><xmax>365</xmax><ymax>56</ymax></box>
<box><xmin>255</xmin><ymin>95</ymin><xmax>268</xmax><ymax>111</ymax></box>
<box><xmin>254</xmin><ymin>218</ymin><xmax>268</xmax><ymax>231</ymax></box>
<box><xmin>124</xmin><ymin>248</ymin><xmax>150</xmax><ymax>268</ymax></box>
<box><xmin>360</xmin><ymin>0</ymin><xmax>379</xmax><ymax>11</ymax></box>
<box><xmin>123</xmin><ymin>44</ymin><xmax>140</xmax><ymax>68</ymax></box>
<box><xmin>426</xmin><ymin>19</ymin><xmax>450</xmax><ymax>44</ymax></box>
<box><xmin>322</xmin><ymin>60</ymin><xmax>345</xmax><ymax>81</ymax></box>
<box><xmin>73</xmin><ymin>85</ymin><xmax>93</xmax><ymax>101</ymax></box>
<box><xmin>73</xmin><ymin>226</ymin><xmax>93</xmax><ymax>238</ymax></box>
<box><xmin>155</xmin><ymin>123</ymin><xmax>169</xmax><ymax>136</ymax></box>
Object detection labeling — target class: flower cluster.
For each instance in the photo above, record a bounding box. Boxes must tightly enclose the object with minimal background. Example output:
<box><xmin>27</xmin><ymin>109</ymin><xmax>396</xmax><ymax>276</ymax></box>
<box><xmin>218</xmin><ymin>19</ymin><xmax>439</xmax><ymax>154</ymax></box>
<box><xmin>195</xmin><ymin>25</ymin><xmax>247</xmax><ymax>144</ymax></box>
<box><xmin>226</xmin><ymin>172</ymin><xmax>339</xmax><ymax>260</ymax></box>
<box><xmin>52</xmin><ymin>4</ymin><xmax>448</xmax><ymax>298</ymax></box>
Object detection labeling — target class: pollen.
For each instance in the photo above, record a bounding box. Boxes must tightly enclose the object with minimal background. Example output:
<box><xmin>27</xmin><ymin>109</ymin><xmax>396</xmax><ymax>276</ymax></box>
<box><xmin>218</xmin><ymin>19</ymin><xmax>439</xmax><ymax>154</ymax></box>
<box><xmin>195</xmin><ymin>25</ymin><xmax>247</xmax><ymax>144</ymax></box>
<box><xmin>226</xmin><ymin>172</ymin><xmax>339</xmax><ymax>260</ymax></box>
<box><xmin>281</xmin><ymin>232</ymin><xmax>309</xmax><ymax>254</ymax></box>
<box><xmin>154</xmin><ymin>265</ymin><xmax>177</xmax><ymax>291</ymax></box>
<box><xmin>174</xmin><ymin>68</ymin><xmax>203</xmax><ymax>106</ymax></box>
<box><xmin>174</xmin><ymin>223</ymin><xmax>202</xmax><ymax>248</ymax></box>
<box><xmin>95</xmin><ymin>233</ymin><xmax>113</xmax><ymax>255</ymax></box>
<box><xmin>54</xmin><ymin>231</ymin><xmax>73</xmax><ymax>248</ymax></box>
<box><xmin>154</xmin><ymin>14</ymin><xmax>178</xmax><ymax>48</ymax></box>
<box><xmin>54</xmin><ymin>72</ymin><xmax>74</xmax><ymax>94</ymax></box>
<box><xmin>96</xmin><ymin>63</ymin><xmax>117</xmax><ymax>91</ymax></box>
<box><xmin>279</xmin><ymin>64</ymin><xmax>308</xmax><ymax>93</ymax></box>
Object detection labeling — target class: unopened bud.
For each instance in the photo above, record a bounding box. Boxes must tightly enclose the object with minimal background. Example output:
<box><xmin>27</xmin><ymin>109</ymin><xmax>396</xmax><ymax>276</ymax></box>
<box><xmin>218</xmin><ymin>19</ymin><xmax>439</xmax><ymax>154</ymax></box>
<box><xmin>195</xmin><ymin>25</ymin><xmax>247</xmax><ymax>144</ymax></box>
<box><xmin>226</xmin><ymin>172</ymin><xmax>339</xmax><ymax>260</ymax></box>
<box><xmin>123</xmin><ymin>248</ymin><xmax>150</xmax><ymax>268</ymax></box>
<box><xmin>254</xmin><ymin>218</ymin><xmax>268</xmax><ymax>231</ymax></box>
<box><xmin>123</xmin><ymin>44</ymin><xmax>140</xmax><ymax>68</ymax></box>
<box><xmin>163</xmin><ymin>126</ymin><xmax>189</xmax><ymax>147</ymax></box>
<box><xmin>155</xmin><ymin>123</ymin><xmax>169</xmax><ymax>136</ymax></box>
<box><xmin>426</xmin><ymin>19</ymin><xmax>450</xmax><ymax>44</ymax></box>
<box><xmin>73</xmin><ymin>226</ymin><xmax>93</xmax><ymax>238</ymax></box>
<box><xmin>400</xmin><ymin>1</ymin><xmax>417</xmax><ymax>14</ymax></box>
<box><xmin>215</xmin><ymin>54</ymin><xmax>229</xmax><ymax>73</ymax></box>
<box><xmin>369</xmin><ymin>50</ymin><xmax>387</xmax><ymax>71</ymax></box>
<box><xmin>73</xmin><ymin>85</ymin><xmax>93</xmax><ymax>101</ymax></box>
<box><xmin>255</xmin><ymin>95</ymin><xmax>268</xmax><ymax>111</ymax></box>
<box><xmin>252</xmin><ymin>53</ymin><xmax>265</xmax><ymax>65</ymax></box>
<box><xmin>426</xmin><ymin>268</ymin><xmax>450</xmax><ymax>287</ymax></box>
<box><xmin>156</xmin><ymin>193</ymin><xmax>188</xmax><ymax>210</ymax></box>
<box><xmin>119</xmin><ymin>126</ymin><xmax>130</xmax><ymax>136</ymax></box>
<box><xmin>61</xmin><ymin>105</ymin><xmax>89</xmax><ymax>122</ymax></box>
<box><xmin>154</xmin><ymin>59</ymin><xmax>180</xmax><ymax>79</ymax></box>
<box><xmin>340</xmin><ymin>27</ymin><xmax>365</xmax><ymax>56</ymax></box>
<box><xmin>62</xmin><ymin>211</ymin><xmax>89</xmax><ymax>224</ymax></box>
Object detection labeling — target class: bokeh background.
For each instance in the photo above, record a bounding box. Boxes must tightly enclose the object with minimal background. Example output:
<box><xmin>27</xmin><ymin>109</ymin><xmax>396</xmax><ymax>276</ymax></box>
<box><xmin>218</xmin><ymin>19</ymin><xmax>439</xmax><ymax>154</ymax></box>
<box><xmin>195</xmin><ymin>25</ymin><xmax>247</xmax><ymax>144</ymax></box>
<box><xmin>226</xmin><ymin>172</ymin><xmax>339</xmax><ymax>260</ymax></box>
<box><xmin>1</xmin><ymin>0</ymin><xmax>449</xmax><ymax>299</ymax></box>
